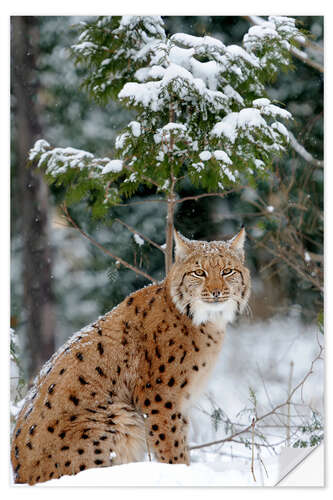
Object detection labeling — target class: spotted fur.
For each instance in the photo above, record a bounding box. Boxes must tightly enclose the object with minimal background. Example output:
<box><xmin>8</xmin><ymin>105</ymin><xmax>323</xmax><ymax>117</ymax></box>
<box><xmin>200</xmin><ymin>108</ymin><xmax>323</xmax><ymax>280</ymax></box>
<box><xmin>11</xmin><ymin>229</ymin><xmax>250</xmax><ymax>484</ymax></box>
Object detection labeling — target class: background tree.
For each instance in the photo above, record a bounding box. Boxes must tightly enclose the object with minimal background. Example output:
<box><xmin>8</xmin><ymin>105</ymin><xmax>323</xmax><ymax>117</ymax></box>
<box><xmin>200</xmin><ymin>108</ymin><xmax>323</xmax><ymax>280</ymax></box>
<box><xmin>11</xmin><ymin>17</ymin><xmax>55</xmax><ymax>378</ymax></box>
<box><xmin>30</xmin><ymin>15</ymin><xmax>302</xmax><ymax>274</ymax></box>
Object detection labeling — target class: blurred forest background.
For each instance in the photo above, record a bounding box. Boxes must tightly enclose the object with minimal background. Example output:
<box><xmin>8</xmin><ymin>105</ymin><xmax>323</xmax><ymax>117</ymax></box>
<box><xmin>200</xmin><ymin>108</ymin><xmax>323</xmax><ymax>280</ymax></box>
<box><xmin>10</xmin><ymin>15</ymin><xmax>323</xmax><ymax>389</ymax></box>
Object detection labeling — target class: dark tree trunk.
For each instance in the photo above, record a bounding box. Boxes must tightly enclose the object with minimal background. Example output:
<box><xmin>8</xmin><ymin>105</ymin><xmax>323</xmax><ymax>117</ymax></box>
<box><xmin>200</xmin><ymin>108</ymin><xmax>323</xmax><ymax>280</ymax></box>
<box><xmin>11</xmin><ymin>16</ymin><xmax>55</xmax><ymax>380</ymax></box>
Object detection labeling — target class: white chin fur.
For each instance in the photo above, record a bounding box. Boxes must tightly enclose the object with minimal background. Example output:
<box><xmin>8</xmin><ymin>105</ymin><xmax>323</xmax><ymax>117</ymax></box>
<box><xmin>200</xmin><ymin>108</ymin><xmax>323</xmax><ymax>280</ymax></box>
<box><xmin>190</xmin><ymin>300</ymin><xmax>236</xmax><ymax>327</ymax></box>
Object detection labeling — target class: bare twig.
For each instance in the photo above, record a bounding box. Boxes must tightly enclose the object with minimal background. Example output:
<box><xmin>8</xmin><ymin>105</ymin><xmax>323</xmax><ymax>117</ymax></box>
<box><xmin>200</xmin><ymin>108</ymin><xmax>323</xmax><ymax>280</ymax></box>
<box><xmin>175</xmin><ymin>186</ymin><xmax>245</xmax><ymax>205</ymax></box>
<box><xmin>61</xmin><ymin>203</ymin><xmax>156</xmax><ymax>283</ymax></box>
<box><xmin>287</xmin><ymin>360</ymin><xmax>294</xmax><ymax>446</ymax></box>
<box><xmin>114</xmin><ymin>218</ymin><xmax>165</xmax><ymax>253</ymax></box>
<box><xmin>251</xmin><ymin>417</ymin><xmax>257</xmax><ymax>482</ymax></box>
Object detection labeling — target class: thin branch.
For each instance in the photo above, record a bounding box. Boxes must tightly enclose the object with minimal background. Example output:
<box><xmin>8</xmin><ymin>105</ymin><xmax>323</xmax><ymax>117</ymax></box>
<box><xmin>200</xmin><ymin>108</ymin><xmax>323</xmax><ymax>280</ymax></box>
<box><xmin>61</xmin><ymin>204</ymin><xmax>156</xmax><ymax>283</ymax></box>
<box><xmin>114</xmin><ymin>218</ymin><xmax>165</xmax><ymax>253</ymax></box>
<box><xmin>288</xmin><ymin>131</ymin><xmax>324</xmax><ymax>168</ymax></box>
<box><xmin>189</xmin><ymin>345</ymin><xmax>323</xmax><ymax>452</ymax></box>
<box><xmin>251</xmin><ymin>418</ymin><xmax>256</xmax><ymax>482</ymax></box>
<box><xmin>175</xmin><ymin>186</ymin><xmax>245</xmax><ymax>205</ymax></box>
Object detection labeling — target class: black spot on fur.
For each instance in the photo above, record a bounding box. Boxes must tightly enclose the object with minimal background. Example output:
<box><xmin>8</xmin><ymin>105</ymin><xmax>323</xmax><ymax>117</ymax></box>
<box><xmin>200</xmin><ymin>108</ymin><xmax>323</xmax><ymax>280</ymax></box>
<box><xmin>144</xmin><ymin>399</ymin><xmax>151</xmax><ymax>407</ymax></box>
<box><xmin>26</xmin><ymin>441</ymin><xmax>33</xmax><ymax>450</ymax></box>
<box><xmin>155</xmin><ymin>346</ymin><xmax>161</xmax><ymax>358</ymax></box>
<box><xmin>192</xmin><ymin>341</ymin><xmax>200</xmax><ymax>352</ymax></box>
<box><xmin>48</xmin><ymin>384</ymin><xmax>56</xmax><ymax>394</ymax></box>
<box><xmin>47</xmin><ymin>426</ymin><xmax>54</xmax><ymax>433</ymax></box>
<box><xmin>192</xmin><ymin>365</ymin><xmax>199</xmax><ymax>371</ymax></box>
<box><xmin>45</xmin><ymin>401</ymin><xmax>52</xmax><ymax>409</ymax></box>
<box><xmin>79</xmin><ymin>376</ymin><xmax>89</xmax><ymax>385</ymax></box>
<box><xmin>59</xmin><ymin>368</ymin><xmax>66</xmax><ymax>375</ymax></box>
<box><xmin>94</xmin><ymin>449</ymin><xmax>102</xmax><ymax>455</ymax></box>
<box><xmin>61</xmin><ymin>446</ymin><xmax>69</xmax><ymax>451</ymax></box>
<box><xmin>180</xmin><ymin>351</ymin><xmax>187</xmax><ymax>364</ymax></box>
<box><xmin>81</xmin><ymin>433</ymin><xmax>89</xmax><ymax>440</ymax></box>
<box><xmin>15</xmin><ymin>428</ymin><xmax>21</xmax><ymax>438</ymax></box>
<box><xmin>156</xmin><ymin>378</ymin><xmax>162</xmax><ymax>384</ymax></box>
<box><xmin>159</xmin><ymin>364</ymin><xmax>165</xmax><ymax>373</ymax></box>
<box><xmin>77</xmin><ymin>449</ymin><xmax>84</xmax><ymax>455</ymax></box>
<box><xmin>69</xmin><ymin>395</ymin><xmax>80</xmax><ymax>406</ymax></box>
<box><xmin>159</xmin><ymin>433</ymin><xmax>165</xmax><ymax>440</ymax></box>
<box><xmin>76</xmin><ymin>353</ymin><xmax>84</xmax><ymax>361</ymax></box>
<box><xmin>96</xmin><ymin>366</ymin><xmax>106</xmax><ymax>377</ymax></box>
<box><xmin>127</xmin><ymin>297</ymin><xmax>134</xmax><ymax>305</ymax></box>
<box><xmin>165</xmin><ymin>402</ymin><xmax>173</xmax><ymax>409</ymax></box>
<box><xmin>69</xmin><ymin>415</ymin><xmax>77</xmax><ymax>422</ymax></box>
<box><xmin>168</xmin><ymin>355</ymin><xmax>175</xmax><ymax>363</ymax></box>
<box><xmin>97</xmin><ymin>343</ymin><xmax>104</xmax><ymax>355</ymax></box>
<box><xmin>151</xmin><ymin>409</ymin><xmax>159</xmax><ymax>414</ymax></box>
<box><xmin>29</xmin><ymin>425</ymin><xmax>36</xmax><ymax>435</ymax></box>
<box><xmin>80</xmin><ymin>465</ymin><xmax>86</xmax><ymax>471</ymax></box>
<box><xmin>155</xmin><ymin>394</ymin><xmax>162</xmax><ymax>402</ymax></box>
<box><xmin>152</xmin><ymin>424</ymin><xmax>158</xmax><ymax>431</ymax></box>
<box><xmin>59</xmin><ymin>431</ymin><xmax>66</xmax><ymax>439</ymax></box>
<box><xmin>65</xmin><ymin>461</ymin><xmax>71</xmax><ymax>467</ymax></box>
<box><xmin>180</xmin><ymin>380</ymin><xmax>188</xmax><ymax>388</ymax></box>
<box><xmin>171</xmin><ymin>425</ymin><xmax>177</xmax><ymax>432</ymax></box>
<box><xmin>169</xmin><ymin>339</ymin><xmax>175</xmax><ymax>346</ymax></box>
<box><xmin>168</xmin><ymin>377</ymin><xmax>175</xmax><ymax>387</ymax></box>
<box><xmin>95</xmin><ymin>459</ymin><xmax>104</xmax><ymax>465</ymax></box>
<box><xmin>117</xmin><ymin>365</ymin><xmax>121</xmax><ymax>375</ymax></box>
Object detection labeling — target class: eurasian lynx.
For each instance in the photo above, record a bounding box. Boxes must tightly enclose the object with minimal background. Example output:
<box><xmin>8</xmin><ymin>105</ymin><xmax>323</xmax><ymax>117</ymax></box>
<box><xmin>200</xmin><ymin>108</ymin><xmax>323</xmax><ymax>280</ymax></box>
<box><xmin>11</xmin><ymin>229</ymin><xmax>250</xmax><ymax>484</ymax></box>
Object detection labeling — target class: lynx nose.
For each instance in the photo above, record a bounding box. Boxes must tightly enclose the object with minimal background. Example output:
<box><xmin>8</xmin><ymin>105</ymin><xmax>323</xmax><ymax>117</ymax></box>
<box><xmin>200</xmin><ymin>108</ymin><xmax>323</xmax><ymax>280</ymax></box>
<box><xmin>212</xmin><ymin>289</ymin><xmax>221</xmax><ymax>298</ymax></box>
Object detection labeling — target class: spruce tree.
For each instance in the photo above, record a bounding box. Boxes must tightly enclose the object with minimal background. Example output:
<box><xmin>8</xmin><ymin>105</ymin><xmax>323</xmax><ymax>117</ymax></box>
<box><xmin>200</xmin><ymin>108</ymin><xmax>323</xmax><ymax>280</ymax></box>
<box><xmin>30</xmin><ymin>15</ymin><xmax>305</xmax><ymax>276</ymax></box>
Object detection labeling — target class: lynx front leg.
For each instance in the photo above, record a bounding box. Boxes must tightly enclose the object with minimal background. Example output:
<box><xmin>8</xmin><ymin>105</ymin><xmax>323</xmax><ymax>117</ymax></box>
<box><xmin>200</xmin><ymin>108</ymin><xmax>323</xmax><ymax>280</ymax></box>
<box><xmin>145</xmin><ymin>409</ymin><xmax>190</xmax><ymax>465</ymax></box>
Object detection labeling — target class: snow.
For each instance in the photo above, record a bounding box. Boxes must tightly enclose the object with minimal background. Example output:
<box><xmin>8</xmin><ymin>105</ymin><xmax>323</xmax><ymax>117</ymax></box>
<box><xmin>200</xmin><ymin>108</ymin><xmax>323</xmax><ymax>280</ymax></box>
<box><xmin>304</xmin><ymin>251</ymin><xmax>311</xmax><ymax>262</ymax></box>
<box><xmin>213</xmin><ymin>150</ymin><xmax>232</xmax><ymax>164</ymax></box>
<box><xmin>171</xmin><ymin>33</ymin><xmax>224</xmax><ymax>50</ymax></box>
<box><xmin>35</xmin><ymin>460</ymin><xmax>272</xmax><ymax>487</ymax></box>
<box><xmin>128</xmin><ymin>121</ymin><xmax>141</xmax><ymax>137</ymax></box>
<box><xmin>199</xmin><ymin>151</ymin><xmax>212</xmax><ymax>161</ymax></box>
<box><xmin>133</xmin><ymin>233</ymin><xmax>145</xmax><ymax>246</ymax></box>
<box><xmin>101</xmin><ymin>159</ymin><xmax>123</xmax><ymax>174</ymax></box>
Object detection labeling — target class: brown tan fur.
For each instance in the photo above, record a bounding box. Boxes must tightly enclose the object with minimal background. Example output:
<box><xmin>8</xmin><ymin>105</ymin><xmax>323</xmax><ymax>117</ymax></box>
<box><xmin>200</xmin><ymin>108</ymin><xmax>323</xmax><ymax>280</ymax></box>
<box><xmin>11</xmin><ymin>229</ymin><xmax>250</xmax><ymax>484</ymax></box>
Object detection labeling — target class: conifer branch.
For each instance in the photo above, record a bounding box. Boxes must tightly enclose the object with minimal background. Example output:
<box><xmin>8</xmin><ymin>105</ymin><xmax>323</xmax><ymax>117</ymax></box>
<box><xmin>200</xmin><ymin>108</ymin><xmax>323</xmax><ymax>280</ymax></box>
<box><xmin>243</xmin><ymin>15</ymin><xmax>324</xmax><ymax>73</ymax></box>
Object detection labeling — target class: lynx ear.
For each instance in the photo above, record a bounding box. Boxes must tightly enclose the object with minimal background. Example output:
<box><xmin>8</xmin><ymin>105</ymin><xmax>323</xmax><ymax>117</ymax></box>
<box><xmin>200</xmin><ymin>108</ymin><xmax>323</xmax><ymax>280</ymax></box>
<box><xmin>229</xmin><ymin>227</ymin><xmax>246</xmax><ymax>262</ymax></box>
<box><xmin>174</xmin><ymin>230</ymin><xmax>192</xmax><ymax>262</ymax></box>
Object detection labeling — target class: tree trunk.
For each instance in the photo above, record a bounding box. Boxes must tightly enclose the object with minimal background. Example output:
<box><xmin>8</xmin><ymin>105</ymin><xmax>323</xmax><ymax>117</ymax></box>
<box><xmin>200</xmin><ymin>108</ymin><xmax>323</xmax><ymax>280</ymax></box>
<box><xmin>11</xmin><ymin>16</ymin><xmax>55</xmax><ymax>380</ymax></box>
<box><xmin>165</xmin><ymin>193</ymin><xmax>176</xmax><ymax>274</ymax></box>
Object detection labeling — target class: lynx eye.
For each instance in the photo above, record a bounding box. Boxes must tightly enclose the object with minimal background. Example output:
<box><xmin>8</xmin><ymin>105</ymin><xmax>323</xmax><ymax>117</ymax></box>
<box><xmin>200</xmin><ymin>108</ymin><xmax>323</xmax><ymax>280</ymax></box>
<box><xmin>193</xmin><ymin>269</ymin><xmax>206</xmax><ymax>277</ymax></box>
<box><xmin>222</xmin><ymin>268</ymin><xmax>233</xmax><ymax>276</ymax></box>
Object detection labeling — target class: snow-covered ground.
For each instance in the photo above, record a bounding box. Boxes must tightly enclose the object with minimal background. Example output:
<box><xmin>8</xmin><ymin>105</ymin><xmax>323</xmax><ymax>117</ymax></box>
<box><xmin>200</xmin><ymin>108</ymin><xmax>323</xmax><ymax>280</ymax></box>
<box><xmin>11</xmin><ymin>313</ymin><xmax>324</xmax><ymax>487</ymax></box>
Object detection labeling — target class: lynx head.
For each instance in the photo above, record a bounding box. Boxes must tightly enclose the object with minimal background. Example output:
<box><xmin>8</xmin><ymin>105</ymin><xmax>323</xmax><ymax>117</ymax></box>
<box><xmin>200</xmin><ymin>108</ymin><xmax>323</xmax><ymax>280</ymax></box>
<box><xmin>167</xmin><ymin>228</ymin><xmax>251</xmax><ymax>326</ymax></box>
